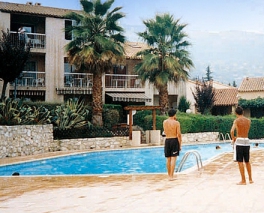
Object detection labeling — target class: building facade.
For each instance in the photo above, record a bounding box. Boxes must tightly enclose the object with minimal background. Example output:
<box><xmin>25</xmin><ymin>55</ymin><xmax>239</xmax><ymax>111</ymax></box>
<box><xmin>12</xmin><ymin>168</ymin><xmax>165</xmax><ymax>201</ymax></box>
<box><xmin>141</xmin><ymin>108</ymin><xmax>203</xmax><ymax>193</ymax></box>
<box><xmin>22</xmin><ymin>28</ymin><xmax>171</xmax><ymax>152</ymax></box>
<box><xmin>0</xmin><ymin>1</ymin><xmax>187</xmax><ymax>112</ymax></box>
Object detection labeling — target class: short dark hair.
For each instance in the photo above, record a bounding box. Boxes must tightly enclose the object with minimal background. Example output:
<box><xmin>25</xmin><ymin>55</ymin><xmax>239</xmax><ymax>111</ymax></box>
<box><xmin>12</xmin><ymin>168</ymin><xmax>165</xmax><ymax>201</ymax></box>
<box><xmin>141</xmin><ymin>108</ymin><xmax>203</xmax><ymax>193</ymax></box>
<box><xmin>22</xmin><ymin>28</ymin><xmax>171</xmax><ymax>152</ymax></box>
<box><xmin>168</xmin><ymin>109</ymin><xmax>177</xmax><ymax>117</ymax></box>
<box><xmin>235</xmin><ymin>106</ymin><xmax>244</xmax><ymax>115</ymax></box>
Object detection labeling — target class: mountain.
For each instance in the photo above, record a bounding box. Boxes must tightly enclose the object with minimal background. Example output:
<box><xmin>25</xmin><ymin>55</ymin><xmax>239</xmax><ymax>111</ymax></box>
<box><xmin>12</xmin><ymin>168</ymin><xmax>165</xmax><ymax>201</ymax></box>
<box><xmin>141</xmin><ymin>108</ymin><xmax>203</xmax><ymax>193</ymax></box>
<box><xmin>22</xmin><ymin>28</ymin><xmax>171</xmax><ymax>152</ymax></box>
<box><xmin>189</xmin><ymin>30</ymin><xmax>264</xmax><ymax>86</ymax></box>
<box><xmin>125</xmin><ymin>27</ymin><xmax>264</xmax><ymax>87</ymax></box>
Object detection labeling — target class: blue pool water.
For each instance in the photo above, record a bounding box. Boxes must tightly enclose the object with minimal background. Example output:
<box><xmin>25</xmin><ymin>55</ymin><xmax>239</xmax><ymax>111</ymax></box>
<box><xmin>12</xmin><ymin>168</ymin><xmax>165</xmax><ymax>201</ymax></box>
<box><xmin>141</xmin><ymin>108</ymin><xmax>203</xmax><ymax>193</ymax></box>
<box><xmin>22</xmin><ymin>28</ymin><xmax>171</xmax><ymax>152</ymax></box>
<box><xmin>0</xmin><ymin>142</ymin><xmax>261</xmax><ymax>176</ymax></box>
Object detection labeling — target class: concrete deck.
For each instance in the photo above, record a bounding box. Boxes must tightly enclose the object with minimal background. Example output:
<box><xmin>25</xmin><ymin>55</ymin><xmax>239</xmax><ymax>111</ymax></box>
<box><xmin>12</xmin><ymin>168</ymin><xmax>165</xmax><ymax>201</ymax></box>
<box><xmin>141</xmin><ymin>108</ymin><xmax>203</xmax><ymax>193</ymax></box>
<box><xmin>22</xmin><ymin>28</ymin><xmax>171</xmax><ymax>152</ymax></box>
<box><xmin>0</xmin><ymin>149</ymin><xmax>264</xmax><ymax>213</ymax></box>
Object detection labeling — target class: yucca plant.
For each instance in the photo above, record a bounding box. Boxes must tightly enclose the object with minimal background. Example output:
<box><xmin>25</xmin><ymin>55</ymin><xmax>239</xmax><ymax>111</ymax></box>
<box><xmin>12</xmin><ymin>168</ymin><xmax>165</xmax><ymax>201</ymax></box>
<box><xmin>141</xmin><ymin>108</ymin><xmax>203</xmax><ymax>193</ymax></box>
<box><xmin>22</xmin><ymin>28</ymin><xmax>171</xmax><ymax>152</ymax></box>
<box><xmin>0</xmin><ymin>97</ymin><xmax>25</xmax><ymax>125</ymax></box>
<box><xmin>52</xmin><ymin>98</ymin><xmax>90</xmax><ymax>130</ymax></box>
<box><xmin>28</xmin><ymin>106</ymin><xmax>52</xmax><ymax>125</ymax></box>
<box><xmin>0</xmin><ymin>97</ymin><xmax>51</xmax><ymax>125</ymax></box>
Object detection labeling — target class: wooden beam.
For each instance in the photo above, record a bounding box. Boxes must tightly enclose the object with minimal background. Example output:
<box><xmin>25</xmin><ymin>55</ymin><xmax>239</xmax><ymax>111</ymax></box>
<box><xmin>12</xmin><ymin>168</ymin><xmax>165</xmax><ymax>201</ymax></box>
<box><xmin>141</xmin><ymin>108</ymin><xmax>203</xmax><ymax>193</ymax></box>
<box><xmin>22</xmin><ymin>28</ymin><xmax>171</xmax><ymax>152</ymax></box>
<box><xmin>152</xmin><ymin>109</ymin><xmax>156</xmax><ymax>130</ymax></box>
<box><xmin>129</xmin><ymin>109</ymin><xmax>133</xmax><ymax>140</ymax></box>
<box><xmin>124</xmin><ymin>106</ymin><xmax>162</xmax><ymax>140</ymax></box>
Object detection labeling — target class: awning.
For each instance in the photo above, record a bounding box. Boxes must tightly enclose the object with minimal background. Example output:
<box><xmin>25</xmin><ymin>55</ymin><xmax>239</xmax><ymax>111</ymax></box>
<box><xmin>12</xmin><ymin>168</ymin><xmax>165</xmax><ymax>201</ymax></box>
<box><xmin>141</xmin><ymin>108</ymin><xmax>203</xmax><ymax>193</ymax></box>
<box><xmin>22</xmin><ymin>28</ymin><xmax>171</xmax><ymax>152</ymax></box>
<box><xmin>106</xmin><ymin>93</ymin><xmax>151</xmax><ymax>102</ymax></box>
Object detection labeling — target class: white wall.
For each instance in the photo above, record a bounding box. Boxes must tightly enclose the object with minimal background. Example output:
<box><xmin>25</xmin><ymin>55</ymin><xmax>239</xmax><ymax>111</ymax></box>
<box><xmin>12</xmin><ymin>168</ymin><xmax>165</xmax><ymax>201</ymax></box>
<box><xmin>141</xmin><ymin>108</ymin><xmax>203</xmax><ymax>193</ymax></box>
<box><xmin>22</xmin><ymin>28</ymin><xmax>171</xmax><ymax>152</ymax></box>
<box><xmin>45</xmin><ymin>17</ymin><xmax>66</xmax><ymax>103</ymax></box>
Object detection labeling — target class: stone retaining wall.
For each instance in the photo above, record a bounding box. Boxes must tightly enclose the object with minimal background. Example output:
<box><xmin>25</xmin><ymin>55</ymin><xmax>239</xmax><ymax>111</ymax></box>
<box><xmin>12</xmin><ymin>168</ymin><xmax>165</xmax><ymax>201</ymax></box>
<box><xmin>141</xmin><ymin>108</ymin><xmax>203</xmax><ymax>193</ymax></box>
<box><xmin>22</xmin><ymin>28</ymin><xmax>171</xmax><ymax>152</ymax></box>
<box><xmin>0</xmin><ymin>124</ymin><xmax>220</xmax><ymax>159</ymax></box>
<box><xmin>0</xmin><ymin>124</ymin><xmax>53</xmax><ymax>158</ymax></box>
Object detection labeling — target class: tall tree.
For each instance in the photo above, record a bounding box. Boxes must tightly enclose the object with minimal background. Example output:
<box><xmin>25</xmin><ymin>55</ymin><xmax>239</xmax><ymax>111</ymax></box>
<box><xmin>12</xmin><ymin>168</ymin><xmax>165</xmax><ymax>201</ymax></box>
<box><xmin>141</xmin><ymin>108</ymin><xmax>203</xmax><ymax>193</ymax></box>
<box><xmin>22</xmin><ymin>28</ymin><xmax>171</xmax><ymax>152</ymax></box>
<box><xmin>204</xmin><ymin>65</ymin><xmax>213</xmax><ymax>81</ymax></box>
<box><xmin>192</xmin><ymin>80</ymin><xmax>215</xmax><ymax>115</ymax></box>
<box><xmin>134</xmin><ymin>14</ymin><xmax>193</xmax><ymax>115</ymax></box>
<box><xmin>0</xmin><ymin>30</ymin><xmax>31</xmax><ymax>99</ymax></box>
<box><xmin>65</xmin><ymin>0</ymin><xmax>125</xmax><ymax>126</ymax></box>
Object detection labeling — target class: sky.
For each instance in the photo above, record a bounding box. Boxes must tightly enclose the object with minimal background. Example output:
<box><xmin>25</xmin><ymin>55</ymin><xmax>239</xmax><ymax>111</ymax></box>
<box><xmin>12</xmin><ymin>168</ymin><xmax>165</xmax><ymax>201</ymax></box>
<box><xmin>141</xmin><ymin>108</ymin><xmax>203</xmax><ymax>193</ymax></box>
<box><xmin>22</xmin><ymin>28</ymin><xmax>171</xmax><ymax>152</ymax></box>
<box><xmin>3</xmin><ymin>0</ymin><xmax>264</xmax><ymax>84</ymax></box>
<box><xmin>5</xmin><ymin>0</ymin><xmax>264</xmax><ymax>38</ymax></box>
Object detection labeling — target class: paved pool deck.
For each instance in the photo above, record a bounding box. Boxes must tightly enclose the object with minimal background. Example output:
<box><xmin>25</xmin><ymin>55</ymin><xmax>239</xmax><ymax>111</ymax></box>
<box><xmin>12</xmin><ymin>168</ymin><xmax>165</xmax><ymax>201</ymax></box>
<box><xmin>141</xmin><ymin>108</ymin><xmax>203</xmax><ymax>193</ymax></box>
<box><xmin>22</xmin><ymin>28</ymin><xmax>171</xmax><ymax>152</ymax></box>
<box><xmin>0</xmin><ymin>148</ymin><xmax>264</xmax><ymax>213</ymax></box>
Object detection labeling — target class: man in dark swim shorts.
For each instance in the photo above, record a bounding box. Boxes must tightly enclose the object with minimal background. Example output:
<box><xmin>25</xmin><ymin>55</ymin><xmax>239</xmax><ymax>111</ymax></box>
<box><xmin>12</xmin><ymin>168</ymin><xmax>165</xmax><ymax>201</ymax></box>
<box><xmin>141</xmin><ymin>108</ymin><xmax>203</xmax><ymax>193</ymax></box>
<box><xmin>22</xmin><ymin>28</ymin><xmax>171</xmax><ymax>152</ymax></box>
<box><xmin>230</xmin><ymin>106</ymin><xmax>253</xmax><ymax>185</ymax></box>
<box><xmin>163</xmin><ymin>109</ymin><xmax>182</xmax><ymax>181</ymax></box>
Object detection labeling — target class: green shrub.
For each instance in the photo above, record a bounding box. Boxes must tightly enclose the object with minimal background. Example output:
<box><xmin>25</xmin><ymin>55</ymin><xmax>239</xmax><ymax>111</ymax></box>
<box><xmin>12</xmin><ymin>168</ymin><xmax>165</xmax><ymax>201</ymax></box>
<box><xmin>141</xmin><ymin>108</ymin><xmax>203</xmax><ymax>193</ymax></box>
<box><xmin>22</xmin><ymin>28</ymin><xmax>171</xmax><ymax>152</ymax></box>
<box><xmin>178</xmin><ymin>96</ymin><xmax>191</xmax><ymax>112</ymax></box>
<box><xmin>51</xmin><ymin>98</ymin><xmax>90</xmax><ymax>130</ymax></box>
<box><xmin>103</xmin><ymin>104</ymin><xmax>123</xmax><ymax>123</ymax></box>
<box><xmin>103</xmin><ymin>109</ymin><xmax>120</xmax><ymax>129</ymax></box>
<box><xmin>133</xmin><ymin>110</ymin><xmax>152</xmax><ymax>128</ymax></box>
<box><xmin>0</xmin><ymin>97</ymin><xmax>51</xmax><ymax>125</ymax></box>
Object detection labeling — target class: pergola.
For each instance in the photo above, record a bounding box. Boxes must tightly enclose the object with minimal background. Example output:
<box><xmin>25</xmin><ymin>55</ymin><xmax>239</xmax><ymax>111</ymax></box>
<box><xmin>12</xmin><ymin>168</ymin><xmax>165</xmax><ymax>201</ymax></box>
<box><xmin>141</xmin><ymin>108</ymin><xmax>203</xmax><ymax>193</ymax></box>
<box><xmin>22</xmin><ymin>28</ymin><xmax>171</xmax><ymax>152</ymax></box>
<box><xmin>124</xmin><ymin>106</ymin><xmax>162</xmax><ymax>140</ymax></box>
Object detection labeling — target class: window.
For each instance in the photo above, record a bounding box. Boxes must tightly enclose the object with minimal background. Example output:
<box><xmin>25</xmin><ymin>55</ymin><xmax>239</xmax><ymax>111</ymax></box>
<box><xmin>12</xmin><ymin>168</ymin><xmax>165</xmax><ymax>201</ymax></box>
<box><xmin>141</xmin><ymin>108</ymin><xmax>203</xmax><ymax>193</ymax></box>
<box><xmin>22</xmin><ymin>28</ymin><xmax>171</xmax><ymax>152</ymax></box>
<box><xmin>65</xmin><ymin>20</ymin><xmax>72</xmax><ymax>40</ymax></box>
<box><xmin>24</xmin><ymin>61</ymin><xmax>36</xmax><ymax>71</ymax></box>
<box><xmin>64</xmin><ymin>57</ymin><xmax>75</xmax><ymax>73</ymax></box>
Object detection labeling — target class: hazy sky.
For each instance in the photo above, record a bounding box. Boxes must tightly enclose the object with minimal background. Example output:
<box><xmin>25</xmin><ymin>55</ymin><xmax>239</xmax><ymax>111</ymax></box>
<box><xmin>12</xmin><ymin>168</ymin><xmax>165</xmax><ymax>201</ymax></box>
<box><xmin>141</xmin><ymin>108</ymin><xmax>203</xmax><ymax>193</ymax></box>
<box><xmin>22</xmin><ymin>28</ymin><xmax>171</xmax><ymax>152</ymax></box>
<box><xmin>4</xmin><ymin>0</ymin><xmax>264</xmax><ymax>40</ymax></box>
<box><xmin>4</xmin><ymin>0</ymin><xmax>264</xmax><ymax>84</ymax></box>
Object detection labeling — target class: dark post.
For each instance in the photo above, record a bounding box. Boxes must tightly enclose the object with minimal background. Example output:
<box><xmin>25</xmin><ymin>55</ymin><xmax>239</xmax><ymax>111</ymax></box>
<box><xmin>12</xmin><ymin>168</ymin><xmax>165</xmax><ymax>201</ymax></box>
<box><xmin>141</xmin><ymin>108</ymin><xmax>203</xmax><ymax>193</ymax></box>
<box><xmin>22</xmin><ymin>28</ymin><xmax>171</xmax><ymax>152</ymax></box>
<box><xmin>129</xmin><ymin>109</ymin><xmax>133</xmax><ymax>140</ymax></box>
<box><xmin>152</xmin><ymin>109</ymin><xmax>156</xmax><ymax>130</ymax></box>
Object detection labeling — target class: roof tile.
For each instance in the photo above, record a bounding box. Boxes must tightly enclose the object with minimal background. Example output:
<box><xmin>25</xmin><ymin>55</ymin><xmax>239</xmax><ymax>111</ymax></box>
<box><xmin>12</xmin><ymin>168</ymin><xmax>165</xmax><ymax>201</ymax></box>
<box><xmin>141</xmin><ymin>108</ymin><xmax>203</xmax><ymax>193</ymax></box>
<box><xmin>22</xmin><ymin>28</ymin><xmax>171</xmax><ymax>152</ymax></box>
<box><xmin>238</xmin><ymin>77</ymin><xmax>264</xmax><ymax>92</ymax></box>
<box><xmin>214</xmin><ymin>88</ymin><xmax>238</xmax><ymax>106</ymax></box>
<box><xmin>0</xmin><ymin>1</ymin><xmax>78</xmax><ymax>18</ymax></box>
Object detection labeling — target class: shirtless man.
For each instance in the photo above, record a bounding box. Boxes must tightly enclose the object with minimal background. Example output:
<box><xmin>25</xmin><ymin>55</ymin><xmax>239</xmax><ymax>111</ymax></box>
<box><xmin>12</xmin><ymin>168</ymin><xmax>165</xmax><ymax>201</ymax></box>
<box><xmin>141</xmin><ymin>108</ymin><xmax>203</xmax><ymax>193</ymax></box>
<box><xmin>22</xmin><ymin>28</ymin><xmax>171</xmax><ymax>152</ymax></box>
<box><xmin>230</xmin><ymin>106</ymin><xmax>253</xmax><ymax>185</ymax></box>
<box><xmin>163</xmin><ymin>109</ymin><xmax>182</xmax><ymax>181</ymax></box>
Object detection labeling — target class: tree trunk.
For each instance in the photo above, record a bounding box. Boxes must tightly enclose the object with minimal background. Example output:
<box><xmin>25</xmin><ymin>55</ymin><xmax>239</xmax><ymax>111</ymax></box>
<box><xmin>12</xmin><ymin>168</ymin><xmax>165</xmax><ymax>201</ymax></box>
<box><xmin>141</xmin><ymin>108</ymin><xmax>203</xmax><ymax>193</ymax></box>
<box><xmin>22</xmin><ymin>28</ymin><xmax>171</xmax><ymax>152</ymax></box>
<box><xmin>159</xmin><ymin>85</ymin><xmax>169</xmax><ymax>115</ymax></box>
<box><xmin>92</xmin><ymin>72</ymin><xmax>103</xmax><ymax>126</ymax></box>
<box><xmin>1</xmin><ymin>81</ymin><xmax>8</xmax><ymax>100</ymax></box>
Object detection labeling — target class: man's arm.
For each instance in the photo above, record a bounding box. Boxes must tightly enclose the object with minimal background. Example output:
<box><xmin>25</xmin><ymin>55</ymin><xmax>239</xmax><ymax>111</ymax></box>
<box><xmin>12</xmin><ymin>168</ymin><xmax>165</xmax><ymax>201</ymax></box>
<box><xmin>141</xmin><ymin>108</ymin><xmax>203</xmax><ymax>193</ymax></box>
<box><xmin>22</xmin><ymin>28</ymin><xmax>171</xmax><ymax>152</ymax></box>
<box><xmin>176</xmin><ymin>122</ymin><xmax>182</xmax><ymax>149</ymax></box>
<box><xmin>230</xmin><ymin>120</ymin><xmax>237</xmax><ymax>143</ymax></box>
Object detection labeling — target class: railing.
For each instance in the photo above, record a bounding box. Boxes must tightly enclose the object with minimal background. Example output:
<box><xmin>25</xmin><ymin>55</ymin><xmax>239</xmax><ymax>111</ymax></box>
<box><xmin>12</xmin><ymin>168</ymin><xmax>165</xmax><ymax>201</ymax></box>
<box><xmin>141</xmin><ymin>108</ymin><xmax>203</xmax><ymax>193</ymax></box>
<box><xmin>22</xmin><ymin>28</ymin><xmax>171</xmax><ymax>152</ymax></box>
<box><xmin>11</xmin><ymin>71</ymin><xmax>45</xmax><ymax>87</ymax></box>
<box><xmin>12</xmin><ymin>73</ymin><xmax>142</xmax><ymax>89</ymax></box>
<box><xmin>105</xmin><ymin>74</ymin><xmax>142</xmax><ymax>88</ymax></box>
<box><xmin>10</xmin><ymin>31</ymin><xmax>46</xmax><ymax>49</ymax></box>
<box><xmin>64</xmin><ymin>73</ymin><xmax>93</xmax><ymax>88</ymax></box>
<box><xmin>176</xmin><ymin>150</ymin><xmax>203</xmax><ymax>173</ymax></box>
<box><xmin>219</xmin><ymin>133</ymin><xmax>232</xmax><ymax>142</ymax></box>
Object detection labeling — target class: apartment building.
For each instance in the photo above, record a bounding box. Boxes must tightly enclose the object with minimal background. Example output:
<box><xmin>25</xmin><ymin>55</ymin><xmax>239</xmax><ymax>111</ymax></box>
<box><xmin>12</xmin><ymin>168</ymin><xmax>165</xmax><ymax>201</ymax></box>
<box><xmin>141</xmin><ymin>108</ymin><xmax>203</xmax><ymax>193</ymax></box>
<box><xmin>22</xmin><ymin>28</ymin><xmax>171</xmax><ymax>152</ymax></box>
<box><xmin>0</xmin><ymin>1</ymin><xmax>186</xmax><ymax>110</ymax></box>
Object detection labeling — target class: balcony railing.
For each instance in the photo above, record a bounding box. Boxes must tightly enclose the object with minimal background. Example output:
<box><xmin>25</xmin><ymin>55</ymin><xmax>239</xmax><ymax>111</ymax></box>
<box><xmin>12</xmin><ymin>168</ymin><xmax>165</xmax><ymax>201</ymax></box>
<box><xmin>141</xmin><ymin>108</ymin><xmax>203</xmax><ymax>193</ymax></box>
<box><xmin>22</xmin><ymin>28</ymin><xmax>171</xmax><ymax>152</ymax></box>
<box><xmin>12</xmin><ymin>72</ymin><xmax>142</xmax><ymax>91</ymax></box>
<box><xmin>11</xmin><ymin>71</ymin><xmax>45</xmax><ymax>87</ymax></box>
<box><xmin>64</xmin><ymin>73</ymin><xmax>93</xmax><ymax>88</ymax></box>
<box><xmin>105</xmin><ymin>74</ymin><xmax>142</xmax><ymax>88</ymax></box>
<box><xmin>10</xmin><ymin>31</ymin><xmax>46</xmax><ymax>49</ymax></box>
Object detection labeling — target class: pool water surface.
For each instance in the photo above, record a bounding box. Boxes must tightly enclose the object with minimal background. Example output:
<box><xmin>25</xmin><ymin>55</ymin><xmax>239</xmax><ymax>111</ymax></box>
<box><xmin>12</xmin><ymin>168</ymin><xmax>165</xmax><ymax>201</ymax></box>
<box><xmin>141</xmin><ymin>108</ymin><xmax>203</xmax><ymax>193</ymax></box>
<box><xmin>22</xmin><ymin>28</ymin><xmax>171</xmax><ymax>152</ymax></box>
<box><xmin>0</xmin><ymin>142</ymin><xmax>262</xmax><ymax>176</ymax></box>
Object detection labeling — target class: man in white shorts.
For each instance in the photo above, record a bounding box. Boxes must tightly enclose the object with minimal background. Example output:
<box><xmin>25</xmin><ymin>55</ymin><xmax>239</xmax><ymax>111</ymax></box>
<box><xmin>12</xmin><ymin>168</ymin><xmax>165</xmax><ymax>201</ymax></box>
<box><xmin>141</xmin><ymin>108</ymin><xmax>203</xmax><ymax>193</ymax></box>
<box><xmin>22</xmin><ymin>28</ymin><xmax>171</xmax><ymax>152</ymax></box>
<box><xmin>230</xmin><ymin>106</ymin><xmax>253</xmax><ymax>185</ymax></box>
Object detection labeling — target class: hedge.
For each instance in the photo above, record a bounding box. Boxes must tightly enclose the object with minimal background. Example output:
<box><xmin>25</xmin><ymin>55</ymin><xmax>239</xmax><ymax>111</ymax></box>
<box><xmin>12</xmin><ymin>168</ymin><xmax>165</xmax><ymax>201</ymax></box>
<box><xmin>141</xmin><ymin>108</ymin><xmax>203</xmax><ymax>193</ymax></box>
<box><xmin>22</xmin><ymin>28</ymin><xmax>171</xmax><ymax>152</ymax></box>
<box><xmin>133</xmin><ymin>111</ymin><xmax>264</xmax><ymax>139</ymax></box>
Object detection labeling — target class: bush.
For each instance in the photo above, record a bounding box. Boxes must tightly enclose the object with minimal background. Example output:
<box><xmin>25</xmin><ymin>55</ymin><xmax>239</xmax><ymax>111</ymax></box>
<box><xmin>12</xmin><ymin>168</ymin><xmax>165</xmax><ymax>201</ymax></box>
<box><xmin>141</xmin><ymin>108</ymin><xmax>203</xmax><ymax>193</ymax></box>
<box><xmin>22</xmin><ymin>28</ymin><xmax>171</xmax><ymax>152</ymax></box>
<box><xmin>133</xmin><ymin>110</ymin><xmax>152</xmax><ymax>128</ymax></box>
<box><xmin>135</xmin><ymin>110</ymin><xmax>264</xmax><ymax>139</ymax></box>
<box><xmin>103</xmin><ymin>104</ymin><xmax>123</xmax><ymax>123</ymax></box>
<box><xmin>103</xmin><ymin>109</ymin><xmax>120</xmax><ymax>129</ymax></box>
<box><xmin>178</xmin><ymin>96</ymin><xmax>191</xmax><ymax>112</ymax></box>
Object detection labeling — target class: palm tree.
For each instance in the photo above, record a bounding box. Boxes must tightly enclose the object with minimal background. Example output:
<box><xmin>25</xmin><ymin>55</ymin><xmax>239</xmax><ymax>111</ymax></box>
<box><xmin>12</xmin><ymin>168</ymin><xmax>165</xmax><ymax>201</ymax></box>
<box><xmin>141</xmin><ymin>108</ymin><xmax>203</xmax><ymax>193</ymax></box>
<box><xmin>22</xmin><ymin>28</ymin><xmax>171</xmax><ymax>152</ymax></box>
<box><xmin>135</xmin><ymin>14</ymin><xmax>193</xmax><ymax>115</ymax></box>
<box><xmin>65</xmin><ymin>0</ymin><xmax>125</xmax><ymax>126</ymax></box>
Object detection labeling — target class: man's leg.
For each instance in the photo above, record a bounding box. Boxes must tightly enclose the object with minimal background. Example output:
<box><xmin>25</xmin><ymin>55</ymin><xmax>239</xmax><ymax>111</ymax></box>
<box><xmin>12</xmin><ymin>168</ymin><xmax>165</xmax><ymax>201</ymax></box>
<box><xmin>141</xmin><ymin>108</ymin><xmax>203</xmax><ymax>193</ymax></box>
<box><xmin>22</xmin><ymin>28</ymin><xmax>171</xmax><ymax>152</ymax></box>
<box><xmin>166</xmin><ymin>157</ymin><xmax>171</xmax><ymax>178</ymax></box>
<box><xmin>169</xmin><ymin>157</ymin><xmax>177</xmax><ymax>180</ymax></box>
<box><xmin>245</xmin><ymin>162</ymin><xmax>253</xmax><ymax>183</ymax></box>
<box><xmin>237</xmin><ymin>162</ymin><xmax>246</xmax><ymax>185</ymax></box>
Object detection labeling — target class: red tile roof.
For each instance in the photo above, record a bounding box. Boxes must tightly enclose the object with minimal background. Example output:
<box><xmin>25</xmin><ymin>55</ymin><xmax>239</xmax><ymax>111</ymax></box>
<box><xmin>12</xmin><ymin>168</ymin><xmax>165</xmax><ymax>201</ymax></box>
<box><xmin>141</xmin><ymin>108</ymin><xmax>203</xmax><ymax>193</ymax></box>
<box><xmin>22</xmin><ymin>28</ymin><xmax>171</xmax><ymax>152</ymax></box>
<box><xmin>238</xmin><ymin>77</ymin><xmax>264</xmax><ymax>92</ymax></box>
<box><xmin>0</xmin><ymin>1</ymin><xmax>78</xmax><ymax>18</ymax></box>
<box><xmin>214</xmin><ymin>88</ymin><xmax>238</xmax><ymax>106</ymax></box>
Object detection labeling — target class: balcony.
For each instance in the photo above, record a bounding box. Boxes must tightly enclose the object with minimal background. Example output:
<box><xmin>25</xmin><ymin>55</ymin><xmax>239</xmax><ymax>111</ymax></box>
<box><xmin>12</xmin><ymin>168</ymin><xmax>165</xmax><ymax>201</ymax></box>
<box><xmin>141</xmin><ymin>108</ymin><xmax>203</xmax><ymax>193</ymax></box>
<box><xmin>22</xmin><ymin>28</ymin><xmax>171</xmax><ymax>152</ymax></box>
<box><xmin>10</xmin><ymin>72</ymin><xmax>144</xmax><ymax>95</ymax></box>
<box><xmin>11</xmin><ymin>71</ymin><xmax>45</xmax><ymax>88</ymax></box>
<box><xmin>10</xmin><ymin>31</ymin><xmax>46</xmax><ymax>49</ymax></box>
<box><xmin>56</xmin><ymin>73</ymin><xmax>93</xmax><ymax>95</ymax></box>
<box><xmin>105</xmin><ymin>74</ymin><xmax>144</xmax><ymax>92</ymax></box>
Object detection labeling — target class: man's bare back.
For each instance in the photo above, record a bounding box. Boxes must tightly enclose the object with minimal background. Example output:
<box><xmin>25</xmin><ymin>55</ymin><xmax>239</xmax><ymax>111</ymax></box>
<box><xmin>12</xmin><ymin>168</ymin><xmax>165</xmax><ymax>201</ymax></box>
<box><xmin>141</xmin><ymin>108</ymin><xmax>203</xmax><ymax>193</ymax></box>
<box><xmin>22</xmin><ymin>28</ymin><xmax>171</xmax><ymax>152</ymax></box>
<box><xmin>163</xmin><ymin>118</ymin><xmax>180</xmax><ymax>139</ymax></box>
<box><xmin>231</xmin><ymin>116</ymin><xmax>251</xmax><ymax>139</ymax></box>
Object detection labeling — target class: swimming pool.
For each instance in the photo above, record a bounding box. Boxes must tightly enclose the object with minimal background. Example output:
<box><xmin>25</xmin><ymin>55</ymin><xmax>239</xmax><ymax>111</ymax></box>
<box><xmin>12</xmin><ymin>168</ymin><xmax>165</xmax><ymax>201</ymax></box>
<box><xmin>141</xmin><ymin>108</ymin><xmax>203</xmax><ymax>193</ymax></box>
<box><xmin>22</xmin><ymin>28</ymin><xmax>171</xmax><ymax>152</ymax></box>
<box><xmin>0</xmin><ymin>142</ymin><xmax>261</xmax><ymax>176</ymax></box>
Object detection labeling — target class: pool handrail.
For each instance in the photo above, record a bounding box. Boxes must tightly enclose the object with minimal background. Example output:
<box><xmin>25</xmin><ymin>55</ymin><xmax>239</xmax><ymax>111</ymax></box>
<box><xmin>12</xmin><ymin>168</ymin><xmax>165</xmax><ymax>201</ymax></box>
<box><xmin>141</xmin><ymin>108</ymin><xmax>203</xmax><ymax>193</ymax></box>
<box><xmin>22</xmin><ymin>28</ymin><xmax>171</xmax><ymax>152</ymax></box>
<box><xmin>219</xmin><ymin>133</ymin><xmax>232</xmax><ymax>142</ymax></box>
<box><xmin>176</xmin><ymin>150</ymin><xmax>203</xmax><ymax>172</ymax></box>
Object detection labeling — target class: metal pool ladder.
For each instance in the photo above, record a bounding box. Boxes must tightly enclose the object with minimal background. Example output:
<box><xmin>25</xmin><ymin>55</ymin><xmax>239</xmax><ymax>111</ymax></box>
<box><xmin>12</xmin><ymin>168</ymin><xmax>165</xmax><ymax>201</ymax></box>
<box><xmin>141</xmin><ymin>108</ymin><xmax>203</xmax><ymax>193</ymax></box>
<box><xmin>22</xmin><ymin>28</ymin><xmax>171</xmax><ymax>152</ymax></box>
<box><xmin>219</xmin><ymin>133</ymin><xmax>232</xmax><ymax>142</ymax></box>
<box><xmin>176</xmin><ymin>150</ymin><xmax>203</xmax><ymax>172</ymax></box>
